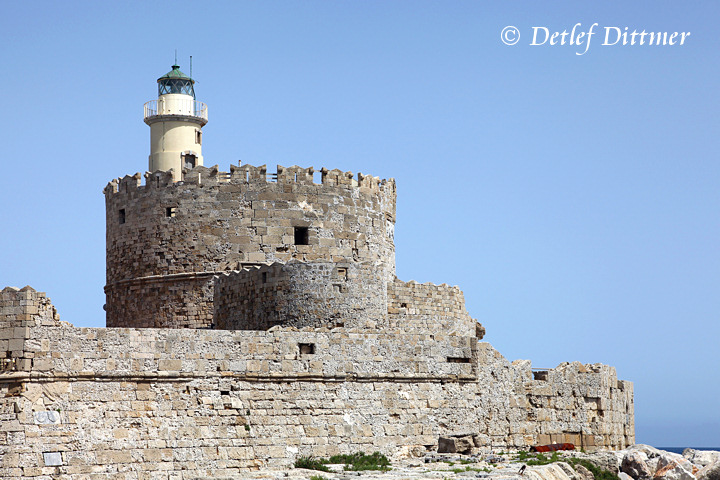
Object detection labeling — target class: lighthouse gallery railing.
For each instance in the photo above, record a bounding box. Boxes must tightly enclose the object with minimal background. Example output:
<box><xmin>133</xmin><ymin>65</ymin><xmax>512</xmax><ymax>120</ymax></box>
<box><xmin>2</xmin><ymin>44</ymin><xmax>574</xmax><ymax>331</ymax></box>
<box><xmin>144</xmin><ymin>100</ymin><xmax>208</xmax><ymax>121</ymax></box>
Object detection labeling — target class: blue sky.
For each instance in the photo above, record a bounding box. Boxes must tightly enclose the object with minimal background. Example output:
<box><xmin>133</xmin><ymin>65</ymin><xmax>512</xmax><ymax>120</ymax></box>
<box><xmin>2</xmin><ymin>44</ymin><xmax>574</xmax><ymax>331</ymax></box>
<box><xmin>1</xmin><ymin>1</ymin><xmax>718</xmax><ymax>447</ymax></box>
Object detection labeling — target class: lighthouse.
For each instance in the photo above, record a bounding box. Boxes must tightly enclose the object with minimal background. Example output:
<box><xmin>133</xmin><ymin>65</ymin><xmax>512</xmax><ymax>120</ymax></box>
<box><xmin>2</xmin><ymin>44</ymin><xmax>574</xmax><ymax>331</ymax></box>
<box><xmin>143</xmin><ymin>64</ymin><xmax>208</xmax><ymax>181</ymax></box>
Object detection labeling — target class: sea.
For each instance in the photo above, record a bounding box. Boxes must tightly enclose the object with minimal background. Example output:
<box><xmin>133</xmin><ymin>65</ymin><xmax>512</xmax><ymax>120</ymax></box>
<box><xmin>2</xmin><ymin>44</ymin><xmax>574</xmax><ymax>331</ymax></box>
<box><xmin>658</xmin><ymin>447</ymin><xmax>720</xmax><ymax>455</ymax></box>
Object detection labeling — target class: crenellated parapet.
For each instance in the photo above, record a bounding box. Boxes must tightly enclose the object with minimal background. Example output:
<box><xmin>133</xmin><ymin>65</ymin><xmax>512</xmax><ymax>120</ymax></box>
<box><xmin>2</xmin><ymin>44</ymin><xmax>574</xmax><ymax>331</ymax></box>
<box><xmin>229</xmin><ymin>162</ymin><xmax>268</xmax><ymax>183</ymax></box>
<box><xmin>104</xmin><ymin>162</ymin><xmax>396</xmax><ymax>198</ymax></box>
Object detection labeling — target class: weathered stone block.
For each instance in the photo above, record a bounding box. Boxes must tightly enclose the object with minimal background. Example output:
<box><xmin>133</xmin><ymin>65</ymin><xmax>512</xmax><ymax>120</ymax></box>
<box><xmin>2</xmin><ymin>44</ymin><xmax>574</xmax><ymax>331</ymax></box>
<box><xmin>8</xmin><ymin>337</ymin><xmax>24</xmax><ymax>352</ymax></box>
<box><xmin>42</xmin><ymin>452</ymin><xmax>63</xmax><ymax>467</ymax></box>
<box><xmin>158</xmin><ymin>359</ymin><xmax>182</xmax><ymax>371</ymax></box>
<box><xmin>438</xmin><ymin>435</ymin><xmax>474</xmax><ymax>454</ymax></box>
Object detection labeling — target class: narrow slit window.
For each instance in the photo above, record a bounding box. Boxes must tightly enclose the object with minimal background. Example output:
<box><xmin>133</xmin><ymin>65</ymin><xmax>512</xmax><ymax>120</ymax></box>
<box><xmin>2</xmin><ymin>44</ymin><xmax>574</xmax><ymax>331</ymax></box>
<box><xmin>294</xmin><ymin>227</ymin><xmax>309</xmax><ymax>245</ymax></box>
<box><xmin>166</xmin><ymin>207</ymin><xmax>176</xmax><ymax>218</ymax></box>
<box><xmin>195</xmin><ymin>130</ymin><xmax>202</xmax><ymax>145</ymax></box>
<box><xmin>447</xmin><ymin>357</ymin><xmax>470</xmax><ymax>364</ymax></box>
<box><xmin>261</xmin><ymin>272</ymin><xmax>267</xmax><ymax>283</ymax></box>
<box><xmin>119</xmin><ymin>209</ymin><xmax>126</xmax><ymax>224</ymax></box>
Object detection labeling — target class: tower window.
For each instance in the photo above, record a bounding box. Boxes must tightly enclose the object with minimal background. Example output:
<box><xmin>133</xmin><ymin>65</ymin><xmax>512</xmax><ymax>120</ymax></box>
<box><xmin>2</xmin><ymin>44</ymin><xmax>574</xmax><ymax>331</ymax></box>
<box><xmin>183</xmin><ymin>154</ymin><xmax>196</xmax><ymax>170</ymax></box>
<box><xmin>299</xmin><ymin>343</ymin><xmax>315</xmax><ymax>355</ymax></box>
<box><xmin>166</xmin><ymin>207</ymin><xmax>176</xmax><ymax>218</ymax></box>
<box><xmin>195</xmin><ymin>130</ymin><xmax>202</xmax><ymax>145</ymax></box>
<box><xmin>118</xmin><ymin>209</ymin><xmax>126</xmax><ymax>224</ymax></box>
<box><xmin>294</xmin><ymin>227</ymin><xmax>309</xmax><ymax>245</ymax></box>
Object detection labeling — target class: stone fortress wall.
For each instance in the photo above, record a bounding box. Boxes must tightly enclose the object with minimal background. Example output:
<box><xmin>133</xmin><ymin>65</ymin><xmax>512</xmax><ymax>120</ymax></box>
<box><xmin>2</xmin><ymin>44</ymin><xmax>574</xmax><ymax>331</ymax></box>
<box><xmin>0</xmin><ymin>159</ymin><xmax>635</xmax><ymax>479</ymax></box>
<box><xmin>0</xmin><ymin>286</ymin><xmax>634</xmax><ymax>479</ymax></box>
<box><xmin>104</xmin><ymin>164</ymin><xmax>397</xmax><ymax>329</ymax></box>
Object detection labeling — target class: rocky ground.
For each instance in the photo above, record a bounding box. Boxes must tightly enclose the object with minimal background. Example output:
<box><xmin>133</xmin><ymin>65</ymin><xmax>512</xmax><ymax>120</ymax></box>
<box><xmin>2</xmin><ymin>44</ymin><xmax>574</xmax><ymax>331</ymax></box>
<box><xmin>238</xmin><ymin>446</ymin><xmax>720</xmax><ymax>480</ymax></box>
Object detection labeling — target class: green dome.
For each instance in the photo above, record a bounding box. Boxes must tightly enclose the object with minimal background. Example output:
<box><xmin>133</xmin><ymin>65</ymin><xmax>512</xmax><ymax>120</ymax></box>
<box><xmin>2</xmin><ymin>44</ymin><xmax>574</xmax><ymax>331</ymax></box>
<box><xmin>157</xmin><ymin>65</ymin><xmax>195</xmax><ymax>98</ymax></box>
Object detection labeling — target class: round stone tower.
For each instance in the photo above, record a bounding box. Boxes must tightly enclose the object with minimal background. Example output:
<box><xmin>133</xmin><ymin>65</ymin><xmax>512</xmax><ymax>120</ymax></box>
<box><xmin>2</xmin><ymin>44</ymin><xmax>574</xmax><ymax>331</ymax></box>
<box><xmin>143</xmin><ymin>64</ymin><xmax>208</xmax><ymax>181</ymax></box>
<box><xmin>103</xmin><ymin>165</ymin><xmax>396</xmax><ymax>329</ymax></box>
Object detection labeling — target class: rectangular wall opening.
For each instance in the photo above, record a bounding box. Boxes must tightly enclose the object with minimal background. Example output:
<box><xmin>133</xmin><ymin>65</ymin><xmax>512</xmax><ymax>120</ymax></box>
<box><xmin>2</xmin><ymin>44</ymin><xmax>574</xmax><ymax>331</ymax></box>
<box><xmin>336</xmin><ymin>267</ymin><xmax>347</xmax><ymax>281</ymax></box>
<box><xmin>165</xmin><ymin>207</ymin><xmax>176</xmax><ymax>218</ymax></box>
<box><xmin>447</xmin><ymin>357</ymin><xmax>470</xmax><ymax>363</ymax></box>
<box><xmin>118</xmin><ymin>209</ymin><xmax>126</xmax><ymax>224</ymax></box>
<box><xmin>299</xmin><ymin>343</ymin><xmax>315</xmax><ymax>355</ymax></box>
<box><xmin>294</xmin><ymin>227</ymin><xmax>309</xmax><ymax>245</ymax></box>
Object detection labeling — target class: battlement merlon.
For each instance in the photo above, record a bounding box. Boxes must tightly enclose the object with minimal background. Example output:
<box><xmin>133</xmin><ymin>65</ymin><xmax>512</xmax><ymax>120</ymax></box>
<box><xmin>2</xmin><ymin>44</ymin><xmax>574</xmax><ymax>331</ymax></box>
<box><xmin>103</xmin><ymin>162</ymin><xmax>397</xmax><ymax>201</ymax></box>
<box><xmin>0</xmin><ymin>286</ymin><xmax>61</xmax><ymax>329</ymax></box>
<box><xmin>1</xmin><ymin>286</ymin><xmax>62</xmax><ymax>373</ymax></box>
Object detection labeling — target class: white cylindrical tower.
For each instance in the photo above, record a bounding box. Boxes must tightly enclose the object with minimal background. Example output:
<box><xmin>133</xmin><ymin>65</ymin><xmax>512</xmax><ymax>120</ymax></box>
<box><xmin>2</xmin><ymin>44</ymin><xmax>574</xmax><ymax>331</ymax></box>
<box><xmin>144</xmin><ymin>65</ymin><xmax>208</xmax><ymax>181</ymax></box>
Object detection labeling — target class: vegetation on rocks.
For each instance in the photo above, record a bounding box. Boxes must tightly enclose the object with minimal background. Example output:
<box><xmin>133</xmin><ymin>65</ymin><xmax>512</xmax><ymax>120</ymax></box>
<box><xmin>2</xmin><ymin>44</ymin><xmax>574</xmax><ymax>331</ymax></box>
<box><xmin>294</xmin><ymin>456</ymin><xmax>330</xmax><ymax>472</ymax></box>
<box><xmin>514</xmin><ymin>451</ymin><xmax>620</xmax><ymax>480</ymax></box>
<box><xmin>568</xmin><ymin>458</ymin><xmax>621</xmax><ymax>480</ymax></box>
<box><xmin>295</xmin><ymin>451</ymin><xmax>391</xmax><ymax>472</ymax></box>
<box><xmin>329</xmin><ymin>452</ymin><xmax>391</xmax><ymax>471</ymax></box>
<box><xmin>450</xmin><ymin>465</ymin><xmax>492</xmax><ymax>474</ymax></box>
<box><xmin>516</xmin><ymin>451</ymin><xmax>562</xmax><ymax>465</ymax></box>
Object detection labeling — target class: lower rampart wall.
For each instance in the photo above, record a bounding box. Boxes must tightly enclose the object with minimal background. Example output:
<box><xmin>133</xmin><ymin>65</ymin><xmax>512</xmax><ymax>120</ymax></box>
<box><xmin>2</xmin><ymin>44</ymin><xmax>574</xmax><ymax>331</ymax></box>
<box><xmin>387</xmin><ymin>279</ymin><xmax>476</xmax><ymax>337</ymax></box>
<box><xmin>0</xmin><ymin>288</ymin><xmax>634</xmax><ymax>479</ymax></box>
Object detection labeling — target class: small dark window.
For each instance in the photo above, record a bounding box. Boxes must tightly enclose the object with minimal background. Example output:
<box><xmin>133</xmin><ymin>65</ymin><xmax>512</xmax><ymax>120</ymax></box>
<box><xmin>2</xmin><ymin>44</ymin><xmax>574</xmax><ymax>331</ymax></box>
<box><xmin>220</xmin><ymin>390</ymin><xmax>230</xmax><ymax>396</ymax></box>
<box><xmin>299</xmin><ymin>343</ymin><xmax>315</xmax><ymax>355</ymax></box>
<box><xmin>166</xmin><ymin>207</ymin><xmax>176</xmax><ymax>218</ymax></box>
<box><xmin>261</xmin><ymin>272</ymin><xmax>267</xmax><ymax>283</ymax></box>
<box><xmin>119</xmin><ymin>209</ymin><xmax>126</xmax><ymax>224</ymax></box>
<box><xmin>195</xmin><ymin>130</ymin><xmax>202</xmax><ymax>145</ymax></box>
<box><xmin>533</xmin><ymin>370</ymin><xmax>549</xmax><ymax>381</ymax></box>
<box><xmin>294</xmin><ymin>227</ymin><xmax>309</xmax><ymax>245</ymax></box>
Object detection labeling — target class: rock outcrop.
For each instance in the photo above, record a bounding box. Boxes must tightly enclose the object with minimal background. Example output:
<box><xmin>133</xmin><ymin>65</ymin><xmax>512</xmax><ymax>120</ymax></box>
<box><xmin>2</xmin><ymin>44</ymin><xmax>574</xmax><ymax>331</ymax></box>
<box><xmin>616</xmin><ymin>446</ymin><xmax>720</xmax><ymax>480</ymax></box>
<box><xmin>685</xmin><ymin>450</ymin><xmax>720</xmax><ymax>468</ymax></box>
<box><xmin>622</xmin><ymin>450</ymin><xmax>653</xmax><ymax>479</ymax></box>
<box><xmin>697</xmin><ymin>461</ymin><xmax>720</xmax><ymax>480</ymax></box>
